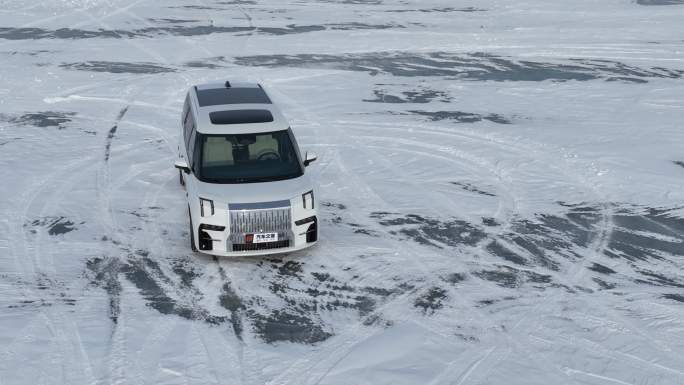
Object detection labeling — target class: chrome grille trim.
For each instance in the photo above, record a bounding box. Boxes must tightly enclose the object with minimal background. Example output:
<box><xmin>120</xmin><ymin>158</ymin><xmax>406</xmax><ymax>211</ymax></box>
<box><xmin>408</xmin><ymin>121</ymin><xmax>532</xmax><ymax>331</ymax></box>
<box><xmin>228</xmin><ymin>205</ymin><xmax>293</xmax><ymax>248</ymax></box>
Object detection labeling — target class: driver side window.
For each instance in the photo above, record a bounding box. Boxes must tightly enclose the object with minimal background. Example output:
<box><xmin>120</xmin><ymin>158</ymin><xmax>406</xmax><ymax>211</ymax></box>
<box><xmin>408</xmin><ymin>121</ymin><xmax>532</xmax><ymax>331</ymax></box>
<box><xmin>250</xmin><ymin>135</ymin><xmax>278</xmax><ymax>159</ymax></box>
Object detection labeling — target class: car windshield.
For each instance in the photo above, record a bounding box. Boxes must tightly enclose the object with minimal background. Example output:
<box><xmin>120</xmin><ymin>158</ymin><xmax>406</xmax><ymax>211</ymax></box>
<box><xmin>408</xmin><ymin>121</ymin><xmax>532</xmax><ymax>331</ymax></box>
<box><xmin>198</xmin><ymin>129</ymin><xmax>303</xmax><ymax>183</ymax></box>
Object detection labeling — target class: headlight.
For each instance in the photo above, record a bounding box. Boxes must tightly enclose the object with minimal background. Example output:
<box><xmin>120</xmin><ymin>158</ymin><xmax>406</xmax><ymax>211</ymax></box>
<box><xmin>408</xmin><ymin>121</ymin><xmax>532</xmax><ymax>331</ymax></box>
<box><xmin>200</xmin><ymin>197</ymin><xmax>214</xmax><ymax>217</ymax></box>
<box><xmin>302</xmin><ymin>190</ymin><xmax>314</xmax><ymax>209</ymax></box>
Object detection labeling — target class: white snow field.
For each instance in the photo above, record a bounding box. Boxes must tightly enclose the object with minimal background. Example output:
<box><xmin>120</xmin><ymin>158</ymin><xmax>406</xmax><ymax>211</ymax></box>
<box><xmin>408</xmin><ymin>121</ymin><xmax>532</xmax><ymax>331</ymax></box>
<box><xmin>1</xmin><ymin>0</ymin><xmax>684</xmax><ymax>384</ymax></box>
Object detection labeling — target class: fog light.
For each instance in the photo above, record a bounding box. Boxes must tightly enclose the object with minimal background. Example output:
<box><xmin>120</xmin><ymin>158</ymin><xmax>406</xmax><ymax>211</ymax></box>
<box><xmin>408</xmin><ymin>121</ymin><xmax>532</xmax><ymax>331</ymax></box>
<box><xmin>199</xmin><ymin>230</ymin><xmax>213</xmax><ymax>250</ymax></box>
<box><xmin>306</xmin><ymin>218</ymin><xmax>317</xmax><ymax>243</ymax></box>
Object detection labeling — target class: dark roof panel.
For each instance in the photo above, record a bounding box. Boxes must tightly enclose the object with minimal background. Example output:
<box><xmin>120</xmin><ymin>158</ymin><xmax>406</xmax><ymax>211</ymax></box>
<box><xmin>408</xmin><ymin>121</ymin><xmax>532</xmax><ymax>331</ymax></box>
<box><xmin>209</xmin><ymin>109</ymin><xmax>274</xmax><ymax>125</ymax></box>
<box><xmin>197</xmin><ymin>87</ymin><xmax>271</xmax><ymax>107</ymax></box>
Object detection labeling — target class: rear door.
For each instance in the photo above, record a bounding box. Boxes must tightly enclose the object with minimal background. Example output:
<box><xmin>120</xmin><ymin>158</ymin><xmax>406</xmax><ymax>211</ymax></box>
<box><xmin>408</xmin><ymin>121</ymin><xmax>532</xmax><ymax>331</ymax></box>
<box><xmin>181</xmin><ymin>93</ymin><xmax>192</xmax><ymax>161</ymax></box>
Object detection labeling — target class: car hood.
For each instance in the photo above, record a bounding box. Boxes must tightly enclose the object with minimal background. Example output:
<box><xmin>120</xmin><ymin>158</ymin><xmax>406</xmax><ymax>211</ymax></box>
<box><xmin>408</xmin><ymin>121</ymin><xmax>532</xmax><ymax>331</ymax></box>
<box><xmin>195</xmin><ymin>174</ymin><xmax>313</xmax><ymax>204</ymax></box>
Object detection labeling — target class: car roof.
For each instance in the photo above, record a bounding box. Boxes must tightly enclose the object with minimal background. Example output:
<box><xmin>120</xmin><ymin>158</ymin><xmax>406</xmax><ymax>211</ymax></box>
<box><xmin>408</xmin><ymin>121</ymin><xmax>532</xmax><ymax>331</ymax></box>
<box><xmin>191</xmin><ymin>81</ymin><xmax>290</xmax><ymax>135</ymax></box>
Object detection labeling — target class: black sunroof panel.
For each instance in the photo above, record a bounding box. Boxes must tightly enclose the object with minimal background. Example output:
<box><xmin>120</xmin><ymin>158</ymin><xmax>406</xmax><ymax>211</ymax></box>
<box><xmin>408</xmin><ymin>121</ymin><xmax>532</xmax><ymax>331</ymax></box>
<box><xmin>197</xmin><ymin>87</ymin><xmax>272</xmax><ymax>107</ymax></box>
<box><xmin>209</xmin><ymin>109</ymin><xmax>274</xmax><ymax>125</ymax></box>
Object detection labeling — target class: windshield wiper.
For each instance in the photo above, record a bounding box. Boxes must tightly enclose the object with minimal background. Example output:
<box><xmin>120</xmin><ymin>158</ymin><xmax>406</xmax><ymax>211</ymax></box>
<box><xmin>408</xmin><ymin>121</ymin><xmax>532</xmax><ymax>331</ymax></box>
<box><xmin>202</xmin><ymin>173</ymin><xmax>302</xmax><ymax>184</ymax></box>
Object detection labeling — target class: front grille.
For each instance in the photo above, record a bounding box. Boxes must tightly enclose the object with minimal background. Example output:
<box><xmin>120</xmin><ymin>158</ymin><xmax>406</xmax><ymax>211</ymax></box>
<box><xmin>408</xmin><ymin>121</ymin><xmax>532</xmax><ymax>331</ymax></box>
<box><xmin>232</xmin><ymin>240</ymin><xmax>290</xmax><ymax>252</ymax></box>
<box><xmin>230</xmin><ymin>207</ymin><xmax>291</xmax><ymax>234</ymax></box>
<box><xmin>228</xmin><ymin>203</ymin><xmax>293</xmax><ymax>251</ymax></box>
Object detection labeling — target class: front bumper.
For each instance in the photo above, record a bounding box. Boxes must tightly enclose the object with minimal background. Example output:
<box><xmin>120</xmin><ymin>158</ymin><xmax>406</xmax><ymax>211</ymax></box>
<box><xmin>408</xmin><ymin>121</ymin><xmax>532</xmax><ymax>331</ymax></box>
<box><xmin>195</xmin><ymin>239</ymin><xmax>317</xmax><ymax>257</ymax></box>
<box><xmin>192</xmin><ymin>199</ymin><xmax>317</xmax><ymax>257</ymax></box>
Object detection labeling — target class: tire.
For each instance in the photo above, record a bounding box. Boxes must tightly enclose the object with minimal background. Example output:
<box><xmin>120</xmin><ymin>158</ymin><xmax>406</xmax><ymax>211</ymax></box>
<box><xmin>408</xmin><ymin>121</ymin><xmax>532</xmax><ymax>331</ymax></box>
<box><xmin>189</xmin><ymin>207</ymin><xmax>197</xmax><ymax>252</ymax></box>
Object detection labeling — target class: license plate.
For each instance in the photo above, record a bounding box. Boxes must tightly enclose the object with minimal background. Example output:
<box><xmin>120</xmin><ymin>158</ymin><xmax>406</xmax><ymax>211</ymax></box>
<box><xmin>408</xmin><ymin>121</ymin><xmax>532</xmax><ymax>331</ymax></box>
<box><xmin>253</xmin><ymin>232</ymin><xmax>278</xmax><ymax>243</ymax></box>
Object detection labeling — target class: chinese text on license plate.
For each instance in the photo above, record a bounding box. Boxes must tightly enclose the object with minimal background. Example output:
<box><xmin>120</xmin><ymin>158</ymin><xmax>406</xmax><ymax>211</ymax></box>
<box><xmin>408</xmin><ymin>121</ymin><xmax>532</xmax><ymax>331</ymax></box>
<box><xmin>254</xmin><ymin>232</ymin><xmax>278</xmax><ymax>243</ymax></box>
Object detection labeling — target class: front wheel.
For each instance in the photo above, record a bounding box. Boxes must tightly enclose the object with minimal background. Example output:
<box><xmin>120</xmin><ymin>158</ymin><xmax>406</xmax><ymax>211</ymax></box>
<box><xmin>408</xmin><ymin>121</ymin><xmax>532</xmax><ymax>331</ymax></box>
<box><xmin>189</xmin><ymin>207</ymin><xmax>197</xmax><ymax>252</ymax></box>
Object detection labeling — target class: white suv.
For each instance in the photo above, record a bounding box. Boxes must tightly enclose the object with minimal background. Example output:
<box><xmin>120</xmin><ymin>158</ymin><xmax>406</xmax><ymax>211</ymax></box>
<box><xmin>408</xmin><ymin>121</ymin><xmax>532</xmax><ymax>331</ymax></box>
<box><xmin>174</xmin><ymin>81</ymin><xmax>318</xmax><ymax>256</ymax></box>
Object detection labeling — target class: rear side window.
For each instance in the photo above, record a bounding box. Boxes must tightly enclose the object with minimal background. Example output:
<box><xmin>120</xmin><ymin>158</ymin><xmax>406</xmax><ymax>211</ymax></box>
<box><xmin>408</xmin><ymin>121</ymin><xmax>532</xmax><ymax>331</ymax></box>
<box><xmin>183</xmin><ymin>94</ymin><xmax>193</xmax><ymax>146</ymax></box>
<box><xmin>182</xmin><ymin>94</ymin><xmax>189</xmax><ymax>121</ymax></box>
<box><xmin>183</xmin><ymin>110</ymin><xmax>192</xmax><ymax>149</ymax></box>
<box><xmin>188</xmin><ymin>123</ymin><xmax>197</xmax><ymax>169</ymax></box>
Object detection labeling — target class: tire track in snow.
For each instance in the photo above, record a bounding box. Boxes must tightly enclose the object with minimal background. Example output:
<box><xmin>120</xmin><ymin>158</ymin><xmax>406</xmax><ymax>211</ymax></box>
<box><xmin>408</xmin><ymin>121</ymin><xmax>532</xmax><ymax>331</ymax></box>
<box><xmin>255</xmin><ymin>88</ymin><xmax>441</xmax><ymax>384</ymax></box>
<box><xmin>261</xmin><ymin>87</ymin><xmax>517</xmax><ymax>384</ymax></box>
<box><xmin>357</xmin><ymin>137</ymin><xmax>616</xmax><ymax>383</ymax></box>
<box><xmin>1</xmin><ymin>151</ymin><xmax>105</xmax><ymax>383</ymax></box>
<box><xmin>264</xmin><ymin>95</ymin><xmax>627</xmax><ymax>384</ymax></box>
<box><xmin>3</xmin><ymin>89</ymin><xmax>138</xmax><ymax>374</ymax></box>
<box><xmin>122</xmin><ymin>174</ymin><xmax>243</xmax><ymax>383</ymax></box>
<box><xmin>84</xmin><ymin>45</ymin><xmax>151</xmax><ymax>378</ymax></box>
<box><xmin>212</xmin><ymin>259</ymin><xmax>265</xmax><ymax>385</ymax></box>
<box><xmin>78</xmin><ymin>4</ymin><xmax>238</xmax><ymax>381</ymax></box>
<box><xmin>104</xmin><ymin>106</ymin><xmax>129</xmax><ymax>162</ymax></box>
<box><xmin>108</xmin><ymin>96</ymin><xmax>248</xmax><ymax>385</ymax></box>
<box><xmin>27</xmin><ymin>155</ymin><xmax>109</xmax><ymax>384</ymax></box>
<box><xmin>367</xmin><ymin>140</ymin><xmax>682</xmax><ymax>382</ymax></box>
<box><xmin>264</xmin><ymin>125</ymin><xmax>507</xmax><ymax>385</ymax></box>
<box><xmin>5</xmin><ymin>135</ymin><xmax>168</xmax><ymax>382</ymax></box>
<box><xmin>346</xmin><ymin>120</ymin><xmax>618</xmax><ymax>289</ymax></box>
<box><xmin>78</xmin><ymin>52</ymin><xmax>243</xmax><ymax>384</ymax></box>
<box><xmin>24</xmin><ymin>111</ymin><xmax>173</xmax><ymax>383</ymax></box>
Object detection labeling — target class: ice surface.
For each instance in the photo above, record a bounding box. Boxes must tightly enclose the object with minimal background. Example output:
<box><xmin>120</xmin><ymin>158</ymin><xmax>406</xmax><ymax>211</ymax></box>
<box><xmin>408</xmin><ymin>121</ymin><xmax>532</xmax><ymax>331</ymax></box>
<box><xmin>1</xmin><ymin>0</ymin><xmax>683</xmax><ymax>384</ymax></box>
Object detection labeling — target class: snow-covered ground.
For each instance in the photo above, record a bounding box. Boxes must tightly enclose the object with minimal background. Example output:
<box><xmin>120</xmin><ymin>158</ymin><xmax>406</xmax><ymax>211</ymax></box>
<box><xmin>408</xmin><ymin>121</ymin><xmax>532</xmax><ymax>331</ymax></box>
<box><xmin>1</xmin><ymin>0</ymin><xmax>684</xmax><ymax>384</ymax></box>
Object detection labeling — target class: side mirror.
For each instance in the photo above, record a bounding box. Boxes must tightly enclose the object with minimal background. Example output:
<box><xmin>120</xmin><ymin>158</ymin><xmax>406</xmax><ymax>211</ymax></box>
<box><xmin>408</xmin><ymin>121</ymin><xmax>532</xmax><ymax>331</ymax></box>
<box><xmin>303</xmin><ymin>152</ymin><xmax>317</xmax><ymax>167</ymax></box>
<box><xmin>174</xmin><ymin>159</ymin><xmax>190</xmax><ymax>174</ymax></box>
